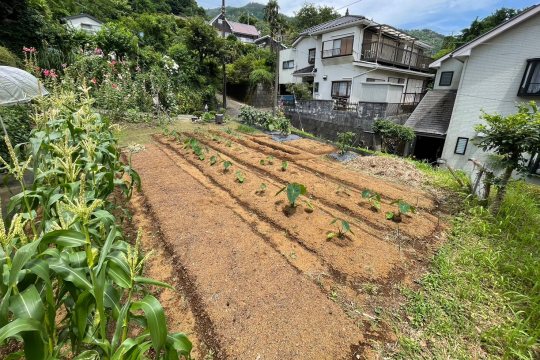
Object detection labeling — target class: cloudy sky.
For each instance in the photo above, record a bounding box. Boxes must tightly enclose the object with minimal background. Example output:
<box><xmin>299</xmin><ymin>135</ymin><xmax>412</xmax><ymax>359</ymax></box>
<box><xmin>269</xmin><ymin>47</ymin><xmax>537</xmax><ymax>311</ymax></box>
<box><xmin>200</xmin><ymin>0</ymin><xmax>538</xmax><ymax>34</ymax></box>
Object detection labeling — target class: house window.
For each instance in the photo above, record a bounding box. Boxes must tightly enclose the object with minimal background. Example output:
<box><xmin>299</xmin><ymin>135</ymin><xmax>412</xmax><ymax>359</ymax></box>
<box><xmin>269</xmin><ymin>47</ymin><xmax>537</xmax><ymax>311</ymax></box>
<box><xmin>331</xmin><ymin>81</ymin><xmax>351</xmax><ymax>98</ymax></box>
<box><xmin>282</xmin><ymin>60</ymin><xmax>294</xmax><ymax>69</ymax></box>
<box><xmin>81</xmin><ymin>23</ymin><xmax>93</xmax><ymax>29</ymax></box>
<box><xmin>454</xmin><ymin>137</ymin><xmax>469</xmax><ymax>155</ymax></box>
<box><xmin>518</xmin><ymin>58</ymin><xmax>540</xmax><ymax>96</ymax></box>
<box><xmin>308</xmin><ymin>48</ymin><xmax>316</xmax><ymax>64</ymax></box>
<box><xmin>366</xmin><ymin>78</ymin><xmax>385</xmax><ymax>83</ymax></box>
<box><xmin>388</xmin><ymin>77</ymin><xmax>405</xmax><ymax>84</ymax></box>
<box><xmin>439</xmin><ymin>71</ymin><xmax>454</xmax><ymax>86</ymax></box>
<box><xmin>322</xmin><ymin>36</ymin><xmax>353</xmax><ymax>58</ymax></box>
<box><xmin>314</xmin><ymin>82</ymin><xmax>319</xmax><ymax>93</ymax></box>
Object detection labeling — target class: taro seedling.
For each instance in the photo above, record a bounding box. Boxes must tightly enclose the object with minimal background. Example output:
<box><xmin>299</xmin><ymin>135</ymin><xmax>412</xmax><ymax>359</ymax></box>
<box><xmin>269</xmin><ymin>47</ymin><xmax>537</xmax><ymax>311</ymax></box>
<box><xmin>235</xmin><ymin>170</ymin><xmax>245</xmax><ymax>183</ymax></box>
<box><xmin>210</xmin><ymin>155</ymin><xmax>217</xmax><ymax>166</ymax></box>
<box><xmin>256</xmin><ymin>182</ymin><xmax>268</xmax><ymax>195</ymax></box>
<box><xmin>267</xmin><ymin>155</ymin><xmax>275</xmax><ymax>165</ymax></box>
<box><xmin>281</xmin><ymin>160</ymin><xmax>289</xmax><ymax>171</ymax></box>
<box><xmin>223</xmin><ymin>160</ymin><xmax>232</xmax><ymax>172</ymax></box>
<box><xmin>259</xmin><ymin>159</ymin><xmax>266</xmax><ymax>165</ymax></box>
<box><xmin>386</xmin><ymin>199</ymin><xmax>415</xmax><ymax>222</ymax></box>
<box><xmin>327</xmin><ymin>218</ymin><xmax>354</xmax><ymax>239</ymax></box>
<box><xmin>362</xmin><ymin>189</ymin><xmax>381</xmax><ymax>211</ymax></box>
<box><xmin>275</xmin><ymin>182</ymin><xmax>307</xmax><ymax>208</ymax></box>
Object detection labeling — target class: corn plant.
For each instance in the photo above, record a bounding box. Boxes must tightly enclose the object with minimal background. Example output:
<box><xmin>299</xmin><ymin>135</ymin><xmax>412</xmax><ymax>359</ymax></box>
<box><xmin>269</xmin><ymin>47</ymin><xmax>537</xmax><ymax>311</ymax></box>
<box><xmin>386</xmin><ymin>199</ymin><xmax>416</xmax><ymax>222</ymax></box>
<box><xmin>0</xmin><ymin>90</ymin><xmax>191</xmax><ymax>359</ymax></box>
<box><xmin>281</xmin><ymin>160</ymin><xmax>288</xmax><ymax>171</ymax></box>
<box><xmin>327</xmin><ymin>218</ymin><xmax>354</xmax><ymax>239</ymax></box>
<box><xmin>362</xmin><ymin>189</ymin><xmax>381</xmax><ymax>211</ymax></box>
<box><xmin>275</xmin><ymin>183</ymin><xmax>307</xmax><ymax>208</ymax></box>
<box><xmin>235</xmin><ymin>170</ymin><xmax>245</xmax><ymax>183</ymax></box>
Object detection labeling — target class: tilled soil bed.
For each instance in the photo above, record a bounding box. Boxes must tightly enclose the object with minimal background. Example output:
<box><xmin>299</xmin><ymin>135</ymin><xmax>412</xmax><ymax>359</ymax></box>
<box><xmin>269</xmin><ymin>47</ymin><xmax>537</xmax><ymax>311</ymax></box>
<box><xmin>128</xmin><ymin>129</ymin><xmax>447</xmax><ymax>359</ymax></box>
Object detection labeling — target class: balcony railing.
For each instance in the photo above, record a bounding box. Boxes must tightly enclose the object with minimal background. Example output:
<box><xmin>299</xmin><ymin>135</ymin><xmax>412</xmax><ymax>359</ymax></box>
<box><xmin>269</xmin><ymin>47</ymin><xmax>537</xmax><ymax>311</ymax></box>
<box><xmin>361</xmin><ymin>41</ymin><xmax>432</xmax><ymax>71</ymax></box>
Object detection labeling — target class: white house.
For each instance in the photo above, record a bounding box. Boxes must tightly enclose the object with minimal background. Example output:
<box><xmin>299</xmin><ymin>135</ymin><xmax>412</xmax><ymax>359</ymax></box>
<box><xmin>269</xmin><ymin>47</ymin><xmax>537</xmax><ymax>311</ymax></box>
<box><xmin>62</xmin><ymin>14</ymin><xmax>103</xmax><ymax>34</ymax></box>
<box><xmin>406</xmin><ymin>4</ymin><xmax>540</xmax><ymax>176</ymax></box>
<box><xmin>209</xmin><ymin>14</ymin><xmax>260</xmax><ymax>43</ymax></box>
<box><xmin>279</xmin><ymin>15</ymin><xmax>434</xmax><ymax>106</ymax></box>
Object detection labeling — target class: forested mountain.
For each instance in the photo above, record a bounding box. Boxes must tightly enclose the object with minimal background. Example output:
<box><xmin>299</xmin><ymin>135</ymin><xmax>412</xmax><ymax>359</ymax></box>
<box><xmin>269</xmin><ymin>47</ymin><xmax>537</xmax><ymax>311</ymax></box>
<box><xmin>205</xmin><ymin>2</ymin><xmax>268</xmax><ymax>22</ymax></box>
<box><xmin>403</xmin><ymin>29</ymin><xmax>445</xmax><ymax>54</ymax></box>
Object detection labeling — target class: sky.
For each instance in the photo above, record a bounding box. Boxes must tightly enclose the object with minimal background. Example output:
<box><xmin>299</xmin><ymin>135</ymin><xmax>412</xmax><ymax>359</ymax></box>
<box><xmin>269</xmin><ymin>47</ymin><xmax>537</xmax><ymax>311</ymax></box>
<box><xmin>200</xmin><ymin>0</ymin><xmax>539</xmax><ymax>34</ymax></box>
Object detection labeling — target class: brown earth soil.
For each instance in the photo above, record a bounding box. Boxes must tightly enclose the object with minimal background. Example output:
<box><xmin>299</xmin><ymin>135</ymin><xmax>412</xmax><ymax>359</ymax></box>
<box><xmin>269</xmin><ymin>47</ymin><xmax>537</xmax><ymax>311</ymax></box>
<box><xmin>128</xmin><ymin>129</ymin><xmax>447</xmax><ymax>358</ymax></box>
<box><xmin>285</xmin><ymin>138</ymin><xmax>338</xmax><ymax>155</ymax></box>
<box><xmin>130</xmin><ymin>143</ymin><xmax>365</xmax><ymax>359</ymax></box>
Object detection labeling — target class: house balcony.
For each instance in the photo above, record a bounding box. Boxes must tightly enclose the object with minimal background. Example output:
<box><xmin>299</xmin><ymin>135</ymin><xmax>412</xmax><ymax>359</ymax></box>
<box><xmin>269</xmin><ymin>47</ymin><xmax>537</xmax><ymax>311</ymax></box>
<box><xmin>361</xmin><ymin>41</ymin><xmax>432</xmax><ymax>72</ymax></box>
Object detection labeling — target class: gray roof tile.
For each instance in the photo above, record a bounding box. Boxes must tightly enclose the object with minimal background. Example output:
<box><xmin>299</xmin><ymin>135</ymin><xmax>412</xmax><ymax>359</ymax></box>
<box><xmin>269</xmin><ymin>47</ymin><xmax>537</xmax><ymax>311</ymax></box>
<box><xmin>405</xmin><ymin>90</ymin><xmax>456</xmax><ymax>136</ymax></box>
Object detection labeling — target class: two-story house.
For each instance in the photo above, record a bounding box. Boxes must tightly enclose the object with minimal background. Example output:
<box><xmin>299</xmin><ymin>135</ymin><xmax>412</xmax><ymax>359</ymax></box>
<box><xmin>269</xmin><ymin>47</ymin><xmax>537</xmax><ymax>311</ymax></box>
<box><xmin>209</xmin><ymin>14</ymin><xmax>260</xmax><ymax>43</ymax></box>
<box><xmin>279</xmin><ymin>15</ymin><xmax>434</xmax><ymax>107</ymax></box>
<box><xmin>62</xmin><ymin>14</ymin><xmax>103</xmax><ymax>34</ymax></box>
<box><xmin>406</xmin><ymin>4</ymin><xmax>540</xmax><ymax>176</ymax></box>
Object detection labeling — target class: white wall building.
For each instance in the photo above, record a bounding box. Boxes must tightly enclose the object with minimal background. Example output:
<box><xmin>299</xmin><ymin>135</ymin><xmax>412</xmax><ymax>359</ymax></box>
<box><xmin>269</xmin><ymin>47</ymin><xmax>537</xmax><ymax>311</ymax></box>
<box><xmin>62</xmin><ymin>14</ymin><xmax>103</xmax><ymax>34</ymax></box>
<box><xmin>407</xmin><ymin>4</ymin><xmax>540</xmax><ymax>177</ymax></box>
<box><xmin>279</xmin><ymin>15</ymin><xmax>434</xmax><ymax>105</ymax></box>
<box><xmin>209</xmin><ymin>14</ymin><xmax>260</xmax><ymax>43</ymax></box>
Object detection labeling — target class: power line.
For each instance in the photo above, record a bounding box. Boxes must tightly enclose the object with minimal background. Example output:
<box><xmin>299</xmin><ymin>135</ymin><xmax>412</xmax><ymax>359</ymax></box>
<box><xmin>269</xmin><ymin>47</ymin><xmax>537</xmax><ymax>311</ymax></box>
<box><xmin>336</xmin><ymin>0</ymin><xmax>364</xmax><ymax>11</ymax></box>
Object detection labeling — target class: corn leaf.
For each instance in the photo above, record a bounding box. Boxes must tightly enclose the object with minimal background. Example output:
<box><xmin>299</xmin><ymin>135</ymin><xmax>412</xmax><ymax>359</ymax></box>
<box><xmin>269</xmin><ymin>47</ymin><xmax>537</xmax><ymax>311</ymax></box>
<box><xmin>41</xmin><ymin>230</ymin><xmax>86</xmax><ymax>248</ymax></box>
<box><xmin>9</xmin><ymin>240</ymin><xmax>40</xmax><ymax>287</ymax></box>
<box><xmin>0</xmin><ymin>318</ymin><xmax>41</xmax><ymax>343</ymax></box>
<box><xmin>134</xmin><ymin>276</ymin><xmax>174</xmax><ymax>290</ymax></box>
<box><xmin>49</xmin><ymin>258</ymin><xmax>92</xmax><ymax>291</ymax></box>
<box><xmin>130</xmin><ymin>295</ymin><xmax>168</xmax><ymax>353</ymax></box>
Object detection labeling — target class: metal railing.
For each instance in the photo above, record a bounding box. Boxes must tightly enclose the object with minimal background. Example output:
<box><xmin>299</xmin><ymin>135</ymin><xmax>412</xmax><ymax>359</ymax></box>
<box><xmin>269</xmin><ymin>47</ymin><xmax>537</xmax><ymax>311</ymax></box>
<box><xmin>361</xmin><ymin>41</ymin><xmax>432</xmax><ymax>71</ymax></box>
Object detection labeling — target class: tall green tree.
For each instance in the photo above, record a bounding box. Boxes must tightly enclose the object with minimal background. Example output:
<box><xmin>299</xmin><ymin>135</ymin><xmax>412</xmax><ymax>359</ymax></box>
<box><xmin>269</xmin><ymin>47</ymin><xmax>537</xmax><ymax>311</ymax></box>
<box><xmin>264</xmin><ymin>0</ymin><xmax>280</xmax><ymax>38</ymax></box>
<box><xmin>474</xmin><ymin>102</ymin><xmax>540</xmax><ymax>213</ymax></box>
<box><xmin>293</xmin><ymin>4</ymin><xmax>340</xmax><ymax>32</ymax></box>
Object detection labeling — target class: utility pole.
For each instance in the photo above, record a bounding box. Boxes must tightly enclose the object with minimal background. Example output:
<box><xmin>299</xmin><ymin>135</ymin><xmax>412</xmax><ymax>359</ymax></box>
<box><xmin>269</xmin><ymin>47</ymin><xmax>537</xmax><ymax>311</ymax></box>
<box><xmin>221</xmin><ymin>0</ymin><xmax>227</xmax><ymax>110</ymax></box>
<box><xmin>273</xmin><ymin>30</ymin><xmax>280</xmax><ymax>115</ymax></box>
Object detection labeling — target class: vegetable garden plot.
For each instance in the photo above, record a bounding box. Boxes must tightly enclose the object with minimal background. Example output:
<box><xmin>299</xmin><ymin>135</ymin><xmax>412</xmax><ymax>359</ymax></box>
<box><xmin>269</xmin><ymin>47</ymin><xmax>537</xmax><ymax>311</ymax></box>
<box><xmin>128</xmin><ymin>129</ymin><xmax>447</xmax><ymax>358</ymax></box>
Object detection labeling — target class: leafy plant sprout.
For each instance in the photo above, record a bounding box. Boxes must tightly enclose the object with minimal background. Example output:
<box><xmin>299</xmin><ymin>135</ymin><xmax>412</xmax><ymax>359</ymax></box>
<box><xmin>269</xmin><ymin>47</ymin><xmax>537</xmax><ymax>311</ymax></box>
<box><xmin>386</xmin><ymin>199</ymin><xmax>416</xmax><ymax>222</ymax></box>
<box><xmin>362</xmin><ymin>189</ymin><xmax>382</xmax><ymax>211</ymax></box>
<box><xmin>223</xmin><ymin>160</ymin><xmax>232</xmax><ymax>172</ymax></box>
<box><xmin>267</xmin><ymin>155</ymin><xmax>275</xmax><ymax>165</ymax></box>
<box><xmin>275</xmin><ymin>182</ymin><xmax>307</xmax><ymax>208</ymax></box>
<box><xmin>235</xmin><ymin>170</ymin><xmax>245</xmax><ymax>183</ymax></box>
<box><xmin>210</xmin><ymin>155</ymin><xmax>217</xmax><ymax>165</ymax></box>
<box><xmin>256</xmin><ymin>183</ymin><xmax>268</xmax><ymax>195</ymax></box>
<box><xmin>327</xmin><ymin>218</ymin><xmax>354</xmax><ymax>239</ymax></box>
<box><xmin>336</xmin><ymin>131</ymin><xmax>355</xmax><ymax>155</ymax></box>
<box><xmin>281</xmin><ymin>160</ymin><xmax>288</xmax><ymax>171</ymax></box>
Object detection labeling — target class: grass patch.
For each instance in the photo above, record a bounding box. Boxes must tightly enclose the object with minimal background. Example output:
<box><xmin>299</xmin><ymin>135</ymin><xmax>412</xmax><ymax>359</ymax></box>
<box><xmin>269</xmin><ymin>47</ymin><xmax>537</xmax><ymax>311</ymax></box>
<box><xmin>236</xmin><ymin>124</ymin><xmax>259</xmax><ymax>134</ymax></box>
<box><xmin>395</xmin><ymin>180</ymin><xmax>540</xmax><ymax>359</ymax></box>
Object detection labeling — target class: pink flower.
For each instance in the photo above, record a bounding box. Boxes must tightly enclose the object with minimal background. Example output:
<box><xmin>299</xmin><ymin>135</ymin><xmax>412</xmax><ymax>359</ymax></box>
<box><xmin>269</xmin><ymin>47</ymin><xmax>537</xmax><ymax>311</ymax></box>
<box><xmin>42</xmin><ymin>69</ymin><xmax>58</xmax><ymax>78</ymax></box>
<box><xmin>43</xmin><ymin>69</ymin><xmax>50</xmax><ymax>77</ymax></box>
<box><xmin>94</xmin><ymin>48</ymin><xmax>103</xmax><ymax>55</ymax></box>
<box><xmin>90</xmin><ymin>78</ymin><xmax>97</xmax><ymax>84</ymax></box>
<box><xmin>61</xmin><ymin>63</ymin><xmax>67</xmax><ymax>69</ymax></box>
<box><xmin>111</xmin><ymin>83</ymin><xmax>118</xmax><ymax>89</ymax></box>
<box><xmin>109</xmin><ymin>60</ymin><xmax>117</xmax><ymax>67</ymax></box>
<box><xmin>22</xmin><ymin>46</ymin><xmax>37</xmax><ymax>54</ymax></box>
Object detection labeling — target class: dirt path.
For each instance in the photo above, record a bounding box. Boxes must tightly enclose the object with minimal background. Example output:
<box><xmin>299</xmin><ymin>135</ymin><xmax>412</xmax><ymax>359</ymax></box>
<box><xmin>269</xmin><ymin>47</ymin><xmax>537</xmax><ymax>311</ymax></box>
<box><xmin>131</xmin><ymin>144</ymin><xmax>363</xmax><ymax>359</ymax></box>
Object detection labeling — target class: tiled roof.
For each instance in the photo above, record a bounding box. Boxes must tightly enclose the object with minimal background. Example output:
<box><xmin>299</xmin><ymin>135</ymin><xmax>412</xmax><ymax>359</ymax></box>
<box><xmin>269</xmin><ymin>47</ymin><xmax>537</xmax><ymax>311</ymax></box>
<box><xmin>299</xmin><ymin>15</ymin><xmax>366</xmax><ymax>35</ymax></box>
<box><xmin>405</xmin><ymin>90</ymin><xmax>457</xmax><ymax>136</ymax></box>
<box><xmin>292</xmin><ymin>65</ymin><xmax>315</xmax><ymax>75</ymax></box>
<box><xmin>228</xmin><ymin>21</ymin><xmax>259</xmax><ymax>37</ymax></box>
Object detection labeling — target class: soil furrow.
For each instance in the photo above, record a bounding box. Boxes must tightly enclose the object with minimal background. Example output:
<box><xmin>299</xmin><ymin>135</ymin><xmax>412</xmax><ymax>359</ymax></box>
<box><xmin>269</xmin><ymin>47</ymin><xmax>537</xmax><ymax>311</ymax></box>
<box><xmin>131</xmin><ymin>143</ymin><xmax>364</xmax><ymax>359</ymax></box>
<box><xmin>216</xmin><ymin>131</ymin><xmax>434</xmax><ymax>209</ymax></box>
<box><xmin>187</xmin><ymin>132</ymin><xmax>441</xmax><ymax>246</ymax></box>
<box><xmin>155</xmin><ymin>135</ymin><xmax>410</xmax><ymax>283</ymax></box>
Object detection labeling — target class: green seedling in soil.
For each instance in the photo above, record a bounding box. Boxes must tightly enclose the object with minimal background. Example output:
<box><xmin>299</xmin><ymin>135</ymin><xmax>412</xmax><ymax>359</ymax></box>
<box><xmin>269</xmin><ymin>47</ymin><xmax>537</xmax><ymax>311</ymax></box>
<box><xmin>362</xmin><ymin>189</ymin><xmax>381</xmax><ymax>211</ymax></box>
<box><xmin>266</xmin><ymin>155</ymin><xmax>274</xmax><ymax>165</ymax></box>
<box><xmin>210</xmin><ymin>155</ymin><xmax>217</xmax><ymax>166</ymax></box>
<box><xmin>226</xmin><ymin>127</ymin><xmax>233</xmax><ymax>134</ymax></box>
<box><xmin>386</xmin><ymin>199</ymin><xmax>415</xmax><ymax>222</ymax></box>
<box><xmin>276</xmin><ymin>182</ymin><xmax>307</xmax><ymax>208</ymax></box>
<box><xmin>281</xmin><ymin>160</ymin><xmax>289</xmax><ymax>171</ymax></box>
<box><xmin>235</xmin><ymin>170</ymin><xmax>245</xmax><ymax>183</ymax></box>
<box><xmin>256</xmin><ymin>183</ymin><xmax>268</xmax><ymax>195</ymax></box>
<box><xmin>226</xmin><ymin>140</ymin><xmax>232</xmax><ymax>147</ymax></box>
<box><xmin>223</xmin><ymin>160</ymin><xmax>232</xmax><ymax>172</ymax></box>
<box><xmin>327</xmin><ymin>218</ymin><xmax>354</xmax><ymax>239</ymax></box>
<box><xmin>303</xmin><ymin>199</ymin><xmax>314</xmax><ymax>213</ymax></box>
<box><xmin>259</xmin><ymin>159</ymin><xmax>266</xmax><ymax>165</ymax></box>
<box><xmin>184</xmin><ymin>138</ymin><xmax>205</xmax><ymax>160</ymax></box>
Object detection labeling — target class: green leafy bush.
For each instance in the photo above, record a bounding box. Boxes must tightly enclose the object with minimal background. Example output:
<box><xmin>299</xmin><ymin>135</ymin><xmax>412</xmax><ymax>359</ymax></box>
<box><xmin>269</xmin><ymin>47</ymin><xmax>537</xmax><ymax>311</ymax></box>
<box><xmin>0</xmin><ymin>105</ymin><xmax>32</xmax><ymax>166</ymax></box>
<box><xmin>0</xmin><ymin>46</ymin><xmax>20</xmax><ymax>67</ymax></box>
<box><xmin>372</xmin><ymin>119</ymin><xmax>415</xmax><ymax>154</ymax></box>
<box><xmin>337</xmin><ymin>131</ymin><xmax>355</xmax><ymax>155</ymax></box>
<box><xmin>239</xmin><ymin>106</ymin><xmax>292</xmax><ymax>135</ymax></box>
